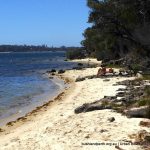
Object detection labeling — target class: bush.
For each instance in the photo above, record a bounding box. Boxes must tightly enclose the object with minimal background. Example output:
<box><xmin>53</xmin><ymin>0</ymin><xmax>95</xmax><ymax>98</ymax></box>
<box><xmin>138</xmin><ymin>99</ymin><xmax>149</xmax><ymax>106</ymax></box>
<box><xmin>131</xmin><ymin>64</ymin><xmax>142</xmax><ymax>73</ymax></box>
<box><xmin>143</xmin><ymin>75</ymin><xmax>150</xmax><ymax>80</ymax></box>
<box><xmin>66</xmin><ymin>49</ymin><xmax>85</xmax><ymax>60</ymax></box>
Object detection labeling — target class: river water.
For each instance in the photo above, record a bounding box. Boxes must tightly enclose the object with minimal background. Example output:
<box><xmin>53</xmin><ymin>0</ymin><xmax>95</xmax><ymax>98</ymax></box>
<box><xmin>0</xmin><ymin>51</ymin><xmax>76</xmax><ymax>126</ymax></box>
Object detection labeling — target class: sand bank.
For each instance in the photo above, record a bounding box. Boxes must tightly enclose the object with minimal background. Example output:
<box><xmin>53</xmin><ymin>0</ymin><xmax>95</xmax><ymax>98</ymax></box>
<box><xmin>71</xmin><ymin>58</ymin><xmax>102</xmax><ymax>66</ymax></box>
<box><xmin>0</xmin><ymin>59</ymin><xmax>149</xmax><ymax>150</ymax></box>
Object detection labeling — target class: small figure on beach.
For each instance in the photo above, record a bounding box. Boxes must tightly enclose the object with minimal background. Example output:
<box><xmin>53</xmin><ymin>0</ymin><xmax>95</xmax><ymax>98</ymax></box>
<box><xmin>97</xmin><ymin>66</ymin><xmax>106</xmax><ymax>76</ymax></box>
<box><xmin>97</xmin><ymin>65</ymin><xmax>114</xmax><ymax>77</ymax></box>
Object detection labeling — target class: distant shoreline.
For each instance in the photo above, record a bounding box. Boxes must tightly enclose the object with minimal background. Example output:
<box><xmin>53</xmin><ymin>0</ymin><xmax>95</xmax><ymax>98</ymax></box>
<box><xmin>0</xmin><ymin>45</ymin><xmax>82</xmax><ymax>53</ymax></box>
<box><xmin>0</xmin><ymin>50</ymin><xmax>66</xmax><ymax>53</ymax></box>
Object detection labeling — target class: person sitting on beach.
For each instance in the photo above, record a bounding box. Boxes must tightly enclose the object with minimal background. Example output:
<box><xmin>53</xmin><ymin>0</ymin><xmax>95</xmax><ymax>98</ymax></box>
<box><xmin>97</xmin><ymin>66</ymin><xmax>106</xmax><ymax>76</ymax></box>
<box><xmin>108</xmin><ymin>68</ymin><xmax>114</xmax><ymax>73</ymax></box>
<box><xmin>97</xmin><ymin>66</ymin><xmax>114</xmax><ymax>77</ymax></box>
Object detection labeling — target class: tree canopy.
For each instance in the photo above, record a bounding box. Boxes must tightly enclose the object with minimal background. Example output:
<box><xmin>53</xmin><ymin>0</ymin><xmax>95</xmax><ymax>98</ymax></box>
<box><xmin>82</xmin><ymin>0</ymin><xmax>150</xmax><ymax>62</ymax></box>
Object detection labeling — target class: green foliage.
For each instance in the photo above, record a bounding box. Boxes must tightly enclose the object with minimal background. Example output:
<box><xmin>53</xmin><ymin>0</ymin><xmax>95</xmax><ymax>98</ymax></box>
<box><xmin>66</xmin><ymin>49</ymin><xmax>85</xmax><ymax>60</ymax></box>
<box><xmin>82</xmin><ymin>0</ymin><xmax>150</xmax><ymax>61</ymax></box>
<box><xmin>106</xmin><ymin>64</ymin><xmax>122</xmax><ymax>69</ymax></box>
<box><xmin>138</xmin><ymin>99</ymin><xmax>149</xmax><ymax>106</ymax></box>
<box><xmin>145</xmin><ymin>86</ymin><xmax>150</xmax><ymax>96</ymax></box>
<box><xmin>131</xmin><ymin>64</ymin><xmax>142</xmax><ymax>73</ymax></box>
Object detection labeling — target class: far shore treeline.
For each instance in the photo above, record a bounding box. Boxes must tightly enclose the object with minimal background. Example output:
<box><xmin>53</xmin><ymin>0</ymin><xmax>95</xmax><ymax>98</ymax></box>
<box><xmin>0</xmin><ymin>45</ymin><xmax>81</xmax><ymax>52</ymax></box>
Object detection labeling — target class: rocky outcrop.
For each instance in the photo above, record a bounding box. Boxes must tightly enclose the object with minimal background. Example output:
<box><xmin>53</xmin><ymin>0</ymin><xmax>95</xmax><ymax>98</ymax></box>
<box><xmin>58</xmin><ymin>70</ymin><xmax>65</xmax><ymax>74</ymax></box>
<box><xmin>75</xmin><ymin>77</ymin><xmax>86</xmax><ymax>82</ymax></box>
<box><xmin>108</xmin><ymin>117</ymin><xmax>115</xmax><ymax>122</ymax></box>
<box><xmin>74</xmin><ymin>101</ymin><xmax>112</xmax><ymax>114</ymax></box>
<box><xmin>75</xmin><ymin>75</ymin><xmax>96</xmax><ymax>82</ymax></box>
<box><xmin>47</xmin><ymin>69</ymin><xmax>56</xmax><ymax>73</ymax></box>
<box><xmin>74</xmin><ymin>79</ymin><xmax>150</xmax><ymax>119</ymax></box>
<box><xmin>139</xmin><ymin>120</ymin><xmax>150</xmax><ymax>127</ymax></box>
<box><xmin>124</xmin><ymin>106</ymin><xmax>148</xmax><ymax>118</ymax></box>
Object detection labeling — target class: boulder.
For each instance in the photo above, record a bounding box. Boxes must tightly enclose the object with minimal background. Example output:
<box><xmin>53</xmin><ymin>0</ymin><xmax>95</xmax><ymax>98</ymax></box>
<box><xmin>139</xmin><ymin>120</ymin><xmax>150</xmax><ymax>127</ymax></box>
<box><xmin>103</xmin><ymin>96</ymin><xmax>117</xmax><ymax>101</ymax></box>
<box><xmin>108</xmin><ymin>117</ymin><xmax>115</xmax><ymax>122</ymax></box>
<box><xmin>50</xmin><ymin>69</ymin><xmax>56</xmax><ymax>73</ymax></box>
<box><xmin>77</xmin><ymin>63</ymin><xmax>83</xmax><ymax>66</ymax></box>
<box><xmin>116</xmin><ymin>92</ymin><xmax>126</xmax><ymax>97</ymax></box>
<box><xmin>100</xmin><ymin>129</ymin><xmax>108</xmax><ymax>133</ymax></box>
<box><xmin>103</xmin><ymin>79</ymin><xmax>110</xmax><ymax>82</ymax></box>
<box><xmin>0</xmin><ymin>128</ymin><xmax>4</xmax><ymax>132</ymax></box>
<box><xmin>74</xmin><ymin>102</ymin><xmax>112</xmax><ymax>114</ymax></box>
<box><xmin>137</xmin><ymin>130</ymin><xmax>150</xmax><ymax>142</ymax></box>
<box><xmin>58</xmin><ymin>70</ymin><xmax>65</xmax><ymax>74</ymax></box>
<box><xmin>117</xmin><ymin>88</ymin><xmax>127</xmax><ymax>91</ymax></box>
<box><xmin>75</xmin><ymin>77</ymin><xmax>86</xmax><ymax>82</ymax></box>
<box><xmin>124</xmin><ymin>106</ymin><xmax>148</xmax><ymax>118</ymax></box>
<box><xmin>136</xmin><ymin>73</ymin><xmax>143</xmax><ymax>79</ymax></box>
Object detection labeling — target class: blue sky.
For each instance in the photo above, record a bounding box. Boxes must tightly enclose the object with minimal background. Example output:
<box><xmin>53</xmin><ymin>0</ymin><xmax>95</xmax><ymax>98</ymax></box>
<box><xmin>0</xmin><ymin>0</ymin><xmax>89</xmax><ymax>47</ymax></box>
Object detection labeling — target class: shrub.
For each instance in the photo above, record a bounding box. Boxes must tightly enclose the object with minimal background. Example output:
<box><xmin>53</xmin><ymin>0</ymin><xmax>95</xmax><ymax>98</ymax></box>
<box><xmin>66</xmin><ymin>49</ymin><xmax>85</xmax><ymax>60</ymax></box>
<box><xmin>131</xmin><ymin>64</ymin><xmax>142</xmax><ymax>73</ymax></box>
<box><xmin>138</xmin><ymin>99</ymin><xmax>149</xmax><ymax>106</ymax></box>
<box><xmin>143</xmin><ymin>75</ymin><xmax>150</xmax><ymax>80</ymax></box>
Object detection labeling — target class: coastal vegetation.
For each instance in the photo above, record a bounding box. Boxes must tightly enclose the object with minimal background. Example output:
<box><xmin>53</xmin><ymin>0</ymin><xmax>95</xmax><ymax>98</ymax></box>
<box><xmin>66</xmin><ymin>48</ymin><xmax>86</xmax><ymax>60</ymax></box>
<box><xmin>81</xmin><ymin>0</ymin><xmax>150</xmax><ymax>71</ymax></box>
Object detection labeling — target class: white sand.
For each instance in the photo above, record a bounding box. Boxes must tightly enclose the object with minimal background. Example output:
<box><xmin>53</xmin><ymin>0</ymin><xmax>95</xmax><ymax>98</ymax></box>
<box><xmin>0</xmin><ymin>62</ymin><xmax>149</xmax><ymax>150</ymax></box>
<box><xmin>71</xmin><ymin>58</ymin><xmax>102</xmax><ymax>66</ymax></box>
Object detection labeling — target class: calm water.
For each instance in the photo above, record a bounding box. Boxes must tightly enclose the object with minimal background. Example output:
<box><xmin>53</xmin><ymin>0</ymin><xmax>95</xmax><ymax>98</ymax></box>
<box><xmin>0</xmin><ymin>51</ymin><xmax>76</xmax><ymax>126</ymax></box>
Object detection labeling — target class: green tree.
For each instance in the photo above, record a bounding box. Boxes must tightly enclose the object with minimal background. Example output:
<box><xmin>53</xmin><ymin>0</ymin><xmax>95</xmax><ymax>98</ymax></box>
<box><xmin>82</xmin><ymin>0</ymin><xmax>150</xmax><ymax>61</ymax></box>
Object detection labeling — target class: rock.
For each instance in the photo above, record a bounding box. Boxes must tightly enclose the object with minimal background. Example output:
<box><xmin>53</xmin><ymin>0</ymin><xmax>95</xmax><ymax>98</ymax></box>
<box><xmin>85</xmin><ymin>135</ymin><xmax>90</xmax><ymax>138</ymax></box>
<box><xmin>115</xmin><ymin>101</ymin><xmax>123</xmax><ymax>105</ymax></box>
<box><xmin>74</xmin><ymin>102</ymin><xmax>112</xmax><ymax>114</ymax></box>
<box><xmin>58</xmin><ymin>70</ymin><xmax>65</xmax><ymax>74</ymax></box>
<box><xmin>87</xmin><ymin>75</ymin><xmax>96</xmax><ymax>79</ymax></box>
<box><xmin>145</xmin><ymin>134</ymin><xmax>150</xmax><ymax>142</ymax></box>
<box><xmin>78</xmin><ymin>130</ymin><xmax>82</xmax><ymax>133</ymax></box>
<box><xmin>136</xmin><ymin>73</ymin><xmax>143</xmax><ymax>79</ymax></box>
<box><xmin>50</xmin><ymin>69</ymin><xmax>56</xmax><ymax>73</ymax></box>
<box><xmin>51</xmin><ymin>73</ymin><xmax>55</xmax><ymax>76</ymax></box>
<box><xmin>74</xmin><ymin>103</ymin><xmax>102</xmax><ymax>114</ymax></box>
<box><xmin>0</xmin><ymin>128</ymin><xmax>4</xmax><ymax>132</ymax></box>
<box><xmin>115</xmin><ymin>146</ymin><xmax>125</xmax><ymax>150</ymax></box>
<box><xmin>103</xmin><ymin>96</ymin><xmax>117</xmax><ymax>101</ymax></box>
<box><xmin>75</xmin><ymin>77</ymin><xmax>86</xmax><ymax>82</ymax></box>
<box><xmin>137</xmin><ymin>130</ymin><xmax>150</xmax><ymax>142</ymax></box>
<box><xmin>108</xmin><ymin>117</ymin><xmax>115</xmax><ymax>122</ymax></box>
<box><xmin>103</xmin><ymin>79</ymin><xmax>110</xmax><ymax>82</ymax></box>
<box><xmin>116</xmin><ymin>97</ymin><xmax>126</xmax><ymax>102</ymax></box>
<box><xmin>74</xmin><ymin>103</ymin><xmax>88</xmax><ymax>114</ymax></box>
<box><xmin>46</xmin><ymin>71</ymin><xmax>51</xmax><ymax>73</ymax></box>
<box><xmin>139</xmin><ymin>121</ymin><xmax>150</xmax><ymax>127</ymax></box>
<box><xmin>78</xmin><ymin>63</ymin><xmax>83</xmax><ymax>66</ymax></box>
<box><xmin>124</xmin><ymin>106</ymin><xmax>148</xmax><ymax>118</ymax></box>
<box><xmin>100</xmin><ymin>129</ymin><xmax>108</xmax><ymax>133</ymax></box>
<box><xmin>117</xmin><ymin>88</ymin><xmax>126</xmax><ymax>91</ymax></box>
<box><xmin>49</xmin><ymin>76</ymin><xmax>53</xmax><ymax>79</ymax></box>
<box><xmin>85</xmin><ymin>104</ymin><xmax>108</xmax><ymax>112</ymax></box>
<box><xmin>121</xmin><ymin>72</ymin><xmax>129</xmax><ymax>76</ymax></box>
<box><xmin>116</xmin><ymin>92</ymin><xmax>125</xmax><ymax>97</ymax></box>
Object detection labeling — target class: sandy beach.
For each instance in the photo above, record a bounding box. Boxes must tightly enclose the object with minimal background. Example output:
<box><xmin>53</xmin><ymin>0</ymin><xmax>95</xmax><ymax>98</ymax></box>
<box><xmin>0</xmin><ymin>59</ymin><xmax>149</xmax><ymax>150</ymax></box>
